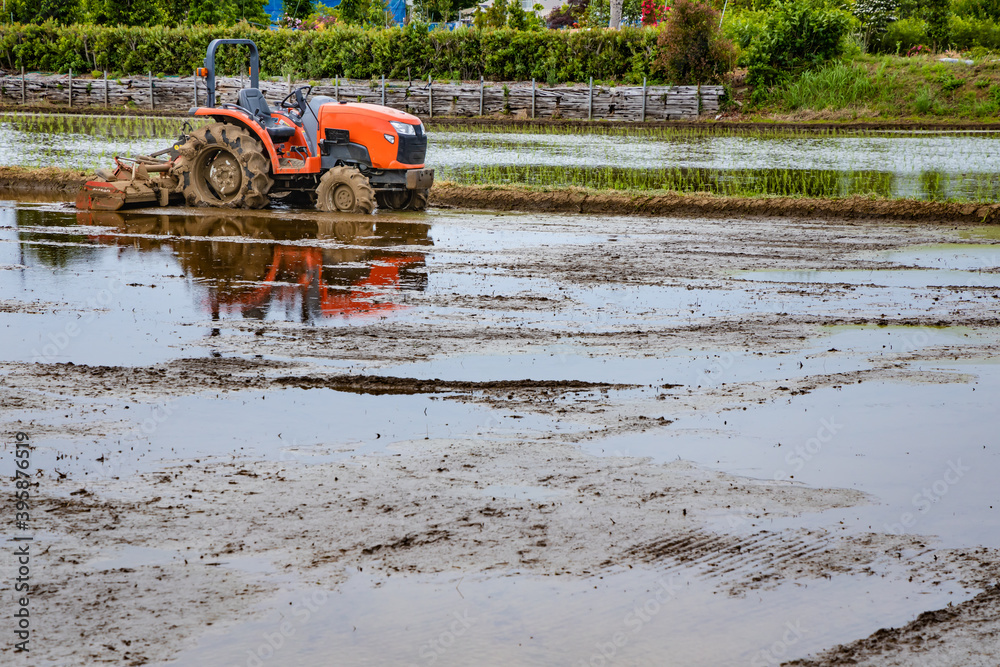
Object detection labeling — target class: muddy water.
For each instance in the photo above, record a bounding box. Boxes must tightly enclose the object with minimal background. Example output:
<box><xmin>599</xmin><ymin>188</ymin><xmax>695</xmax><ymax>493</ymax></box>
<box><xmin>2</xmin><ymin>201</ymin><xmax>1000</xmax><ymax>666</ymax></box>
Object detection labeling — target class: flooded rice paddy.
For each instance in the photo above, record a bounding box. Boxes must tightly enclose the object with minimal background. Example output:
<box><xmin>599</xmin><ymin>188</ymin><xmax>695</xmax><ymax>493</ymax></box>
<box><xmin>2</xmin><ymin>196</ymin><xmax>999</xmax><ymax>666</ymax></box>
<box><xmin>3</xmin><ymin>112</ymin><xmax>1000</xmax><ymax>201</ymax></box>
<box><xmin>432</xmin><ymin>128</ymin><xmax>1000</xmax><ymax>201</ymax></box>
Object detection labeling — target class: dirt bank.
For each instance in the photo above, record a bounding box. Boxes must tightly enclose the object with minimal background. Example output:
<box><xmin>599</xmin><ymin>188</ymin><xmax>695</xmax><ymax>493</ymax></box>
<box><xmin>785</xmin><ymin>583</ymin><xmax>1000</xmax><ymax>666</ymax></box>
<box><xmin>431</xmin><ymin>184</ymin><xmax>1000</xmax><ymax>224</ymax></box>
<box><xmin>0</xmin><ymin>165</ymin><xmax>90</xmax><ymax>193</ymax></box>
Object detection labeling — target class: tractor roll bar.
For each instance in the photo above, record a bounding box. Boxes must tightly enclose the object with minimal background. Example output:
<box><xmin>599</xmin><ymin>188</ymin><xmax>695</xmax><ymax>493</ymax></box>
<box><xmin>202</xmin><ymin>39</ymin><xmax>260</xmax><ymax>108</ymax></box>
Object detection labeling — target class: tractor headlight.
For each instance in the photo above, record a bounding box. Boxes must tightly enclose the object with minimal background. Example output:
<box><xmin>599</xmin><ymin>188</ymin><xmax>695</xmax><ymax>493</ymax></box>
<box><xmin>389</xmin><ymin>121</ymin><xmax>416</xmax><ymax>136</ymax></box>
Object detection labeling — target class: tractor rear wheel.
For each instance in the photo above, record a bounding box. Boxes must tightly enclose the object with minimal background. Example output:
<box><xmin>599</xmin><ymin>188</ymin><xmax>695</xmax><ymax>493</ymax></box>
<box><xmin>316</xmin><ymin>166</ymin><xmax>375</xmax><ymax>214</ymax></box>
<box><xmin>175</xmin><ymin>122</ymin><xmax>272</xmax><ymax>209</ymax></box>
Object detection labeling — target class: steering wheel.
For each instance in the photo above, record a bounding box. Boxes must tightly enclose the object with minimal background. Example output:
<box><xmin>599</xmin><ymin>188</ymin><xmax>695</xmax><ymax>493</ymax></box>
<box><xmin>280</xmin><ymin>85</ymin><xmax>313</xmax><ymax>118</ymax></box>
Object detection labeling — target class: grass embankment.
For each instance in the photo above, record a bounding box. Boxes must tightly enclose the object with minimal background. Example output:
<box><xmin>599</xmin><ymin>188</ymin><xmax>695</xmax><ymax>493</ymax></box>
<box><xmin>749</xmin><ymin>53</ymin><xmax>1000</xmax><ymax>122</ymax></box>
<box><xmin>6</xmin><ymin>166</ymin><xmax>999</xmax><ymax>224</ymax></box>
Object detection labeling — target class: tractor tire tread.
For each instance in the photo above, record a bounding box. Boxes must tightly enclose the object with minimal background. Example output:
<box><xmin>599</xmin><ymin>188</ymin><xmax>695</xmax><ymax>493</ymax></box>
<box><xmin>316</xmin><ymin>166</ymin><xmax>375</xmax><ymax>214</ymax></box>
<box><xmin>174</xmin><ymin>122</ymin><xmax>272</xmax><ymax>209</ymax></box>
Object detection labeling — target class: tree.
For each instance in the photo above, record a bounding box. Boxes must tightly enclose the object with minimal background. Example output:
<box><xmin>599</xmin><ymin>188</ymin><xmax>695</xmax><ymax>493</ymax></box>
<box><xmin>610</xmin><ymin>0</ymin><xmax>623</xmax><ymax>27</ymax></box>
<box><xmin>188</xmin><ymin>0</ymin><xmax>269</xmax><ymax>25</ymax></box>
<box><xmin>654</xmin><ymin>0</ymin><xmax>735</xmax><ymax>83</ymax></box>
<box><xmin>925</xmin><ymin>0</ymin><xmax>951</xmax><ymax>50</ymax></box>
<box><xmin>163</xmin><ymin>0</ymin><xmax>192</xmax><ymax>23</ymax></box>
<box><xmin>582</xmin><ymin>0</ymin><xmax>640</xmax><ymax>26</ymax></box>
<box><xmin>337</xmin><ymin>0</ymin><xmax>390</xmax><ymax>26</ymax></box>
<box><xmin>483</xmin><ymin>0</ymin><xmax>511</xmax><ymax>27</ymax></box>
<box><xmin>546</xmin><ymin>0</ymin><xmax>588</xmax><ymax>28</ymax></box>
<box><xmin>8</xmin><ymin>0</ymin><xmax>82</xmax><ymax>23</ymax></box>
<box><xmin>82</xmin><ymin>0</ymin><xmax>170</xmax><ymax>25</ymax></box>
<box><xmin>283</xmin><ymin>0</ymin><xmax>315</xmax><ymax>19</ymax></box>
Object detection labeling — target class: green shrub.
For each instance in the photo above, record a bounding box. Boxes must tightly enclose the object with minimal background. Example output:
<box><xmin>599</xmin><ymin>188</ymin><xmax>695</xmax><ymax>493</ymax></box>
<box><xmin>926</xmin><ymin>0</ymin><xmax>951</xmax><ymax>49</ymax></box>
<box><xmin>654</xmin><ymin>0</ymin><xmax>736</xmax><ymax>84</ymax></box>
<box><xmin>950</xmin><ymin>14</ymin><xmax>1000</xmax><ymax>48</ymax></box>
<box><xmin>937</xmin><ymin>72</ymin><xmax>966</xmax><ymax>93</ymax></box>
<box><xmin>877</xmin><ymin>14</ymin><xmax>1000</xmax><ymax>52</ymax></box>
<box><xmin>878</xmin><ymin>16</ymin><xmax>927</xmax><ymax>52</ymax></box>
<box><xmin>853</xmin><ymin>0</ymin><xmax>899</xmax><ymax>52</ymax></box>
<box><xmin>722</xmin><ymin>9</ymin><xmax>767</xmax><ymax>49</ymax></box>
<box><xmin>742</xmin><ymin>0</ymin><xmax>856</xmax><ymax>91</ymax></box>
<box><xmin>953</xmin><ymin>0</ymin><xmax>1000</xmax><ymax>21</ymax></box>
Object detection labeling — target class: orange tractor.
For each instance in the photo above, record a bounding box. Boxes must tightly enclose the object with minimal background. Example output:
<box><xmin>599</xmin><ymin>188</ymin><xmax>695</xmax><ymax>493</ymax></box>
<box><xmin>76</xmin><ymin>39</ymin><xmax>433</xmax><ymax>214</ymax></box>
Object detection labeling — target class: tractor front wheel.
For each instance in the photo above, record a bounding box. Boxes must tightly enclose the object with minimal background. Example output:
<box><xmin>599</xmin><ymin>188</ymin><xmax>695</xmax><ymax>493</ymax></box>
<box><xmin>174</xmin><ymin>122</ymin><xmax>272</xmax><ymax>209</ymax></box>
<box><xmin>316</xmin><ymin>167</ymin><xmax>375</xmax><ymax>214</ymax></box>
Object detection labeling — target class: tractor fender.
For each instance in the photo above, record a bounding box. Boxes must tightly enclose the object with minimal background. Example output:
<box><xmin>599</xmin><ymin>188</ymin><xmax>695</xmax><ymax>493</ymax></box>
<box><xmin>193</xmin><ymin>108</ymin><xmax>297</xmax><ymax>174</ymax></box>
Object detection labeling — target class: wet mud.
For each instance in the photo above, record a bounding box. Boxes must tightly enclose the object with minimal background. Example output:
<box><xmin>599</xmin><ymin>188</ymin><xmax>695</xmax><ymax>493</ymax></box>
<box><xmin>2</xmin><ymin>202</ymin><xmax>1000</xmax><ymax>665</ymax></box>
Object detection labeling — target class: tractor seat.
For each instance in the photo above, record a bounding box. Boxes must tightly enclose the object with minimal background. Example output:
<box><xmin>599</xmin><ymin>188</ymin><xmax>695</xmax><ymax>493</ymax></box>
<box><xmin>238</xmin><ymin>88</ymin><xmax>297</xmax><ymax>142</ymax></box>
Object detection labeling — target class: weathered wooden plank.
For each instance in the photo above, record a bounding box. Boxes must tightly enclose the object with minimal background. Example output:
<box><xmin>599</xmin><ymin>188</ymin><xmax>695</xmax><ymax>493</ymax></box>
<box><xmin>0</xmin><ymin>71</ymin><xmax>723</xmax><ymax>121</ymax></box>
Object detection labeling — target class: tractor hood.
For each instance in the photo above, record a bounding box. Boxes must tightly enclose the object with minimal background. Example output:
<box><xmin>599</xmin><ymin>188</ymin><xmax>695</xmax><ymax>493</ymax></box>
<box><xmin>319</xmin><ymin>102</ymin><xmax>422</xmax><ymax>126</ymax></box>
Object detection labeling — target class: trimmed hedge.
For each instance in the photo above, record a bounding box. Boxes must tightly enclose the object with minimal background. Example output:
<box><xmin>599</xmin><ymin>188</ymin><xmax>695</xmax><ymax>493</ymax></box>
<box><xmin>0</xmin><ymin>22</ymin><xmax>663</xmax><ymax>83</ymax></box>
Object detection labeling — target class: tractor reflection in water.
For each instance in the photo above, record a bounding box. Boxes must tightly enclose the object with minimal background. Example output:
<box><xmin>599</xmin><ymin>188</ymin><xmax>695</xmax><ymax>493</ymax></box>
<box><xmin>75</xmin><ymin>211</ymin><xmax>431</xmax><ymax>324</ymax></box>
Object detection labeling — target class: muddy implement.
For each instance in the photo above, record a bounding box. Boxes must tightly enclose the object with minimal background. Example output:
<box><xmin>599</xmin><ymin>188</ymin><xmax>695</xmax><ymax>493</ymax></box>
<box><xmin>75</xmin><ymin>156</ymin><xmax>177</xmax><ymax>211</ymax></box>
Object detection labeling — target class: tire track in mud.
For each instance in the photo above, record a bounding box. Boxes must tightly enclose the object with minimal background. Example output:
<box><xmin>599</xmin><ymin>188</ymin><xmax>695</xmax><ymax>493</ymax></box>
<box><xmin>624</xmin><ymin>528</ymin><xmax>953</xmax><ymax>595</ymax></box>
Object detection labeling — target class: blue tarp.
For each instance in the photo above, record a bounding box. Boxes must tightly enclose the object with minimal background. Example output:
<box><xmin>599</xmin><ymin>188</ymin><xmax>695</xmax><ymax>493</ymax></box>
<box><xmin>264</xmin><ymin>0</ymin><xmax>283</xmax><ymax>21</ymax></box>
<box><xmin>264</xmin><ymin>0</ymin><xmax>407</xmax><ymax>25</ymax></box>
<box><xmin>387</xmin><ymin>0</ymin><xmax>407</xmax><ymax>25</ymax></box>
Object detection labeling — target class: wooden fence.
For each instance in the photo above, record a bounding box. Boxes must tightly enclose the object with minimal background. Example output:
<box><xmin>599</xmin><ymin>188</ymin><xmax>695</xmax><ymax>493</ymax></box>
<box><xmin>0</xmin><ymin>69</ymin><xmax>724</xmax><ymax>121</ymax></box>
